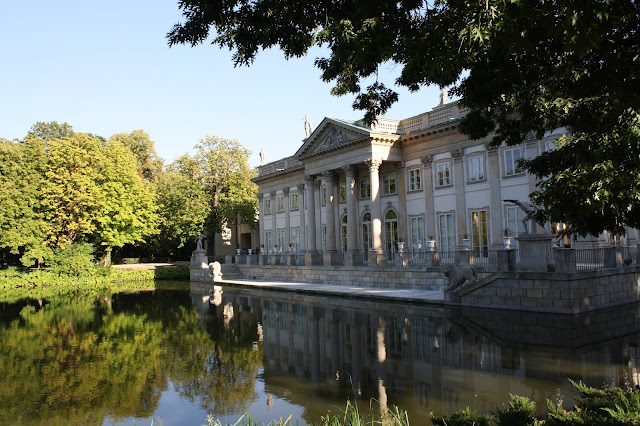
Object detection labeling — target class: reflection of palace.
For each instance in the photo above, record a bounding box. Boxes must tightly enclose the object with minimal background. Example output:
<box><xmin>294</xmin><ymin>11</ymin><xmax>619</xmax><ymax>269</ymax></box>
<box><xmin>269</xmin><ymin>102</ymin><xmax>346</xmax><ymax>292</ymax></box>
<box><xmin>191</xmin><ymin>285</ymin><xmax>640</xmax><ymax>421</ymax></box>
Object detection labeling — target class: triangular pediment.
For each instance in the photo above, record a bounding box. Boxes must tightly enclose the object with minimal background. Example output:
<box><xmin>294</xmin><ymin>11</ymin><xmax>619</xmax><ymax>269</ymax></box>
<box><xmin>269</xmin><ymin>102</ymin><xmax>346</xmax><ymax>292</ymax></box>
<box><xmin>294</xmin><ymin>118</ymin><xmax>371</xmax><ymax>159</ymax></box>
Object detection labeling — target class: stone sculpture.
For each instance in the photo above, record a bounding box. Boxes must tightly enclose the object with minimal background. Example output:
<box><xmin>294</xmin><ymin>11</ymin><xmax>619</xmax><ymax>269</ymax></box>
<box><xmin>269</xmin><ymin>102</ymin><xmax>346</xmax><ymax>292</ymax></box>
<box><xmin>304</xmin><ymin>115</ymin><xmax>312</xmax><ymax>138</ymax></box>
<box><xmin>195</xmin><ymin>234</ymin><xmax>205</xmax><ymax>251</ymax></box>
<box><xmin>443</xmin><ymin>264</ymin><xmax>477</xmax><ymax>291</ymax></box>
<box><xmin>208</xmin><ymin>261</ymin><xmax>223</xmax><ymax>282</ymax></box>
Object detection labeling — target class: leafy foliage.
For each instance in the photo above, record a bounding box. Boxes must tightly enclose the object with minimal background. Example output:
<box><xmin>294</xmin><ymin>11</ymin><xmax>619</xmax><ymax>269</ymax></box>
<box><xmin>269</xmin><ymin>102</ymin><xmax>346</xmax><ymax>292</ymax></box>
<box><xmin>495</xmin><ymin>394</ymin><xmax>537</xmax><ymax>426</ymax></box>
<box><xmin>49</xmin><ymin>242</ymin><xmax>96</xmax><ymax>277</ymax></box>
<box><xmin>168</xmin><ymin>0</ymin><xmax>640</xmax><ymax>236</ymax></box>
<box><xmin>546</xmin><ymin>380</ymin><xmax>640</xmax><ymax>425</ymax></box>
<box><xmin>431</xmin><ymin>406</ymin><xmax>493</xmax><ymax>426</ymax></box>
<box><xmin>109</xmin><ymin>129</ymin><xmax>164</xmax><ymax>181</ymax></box>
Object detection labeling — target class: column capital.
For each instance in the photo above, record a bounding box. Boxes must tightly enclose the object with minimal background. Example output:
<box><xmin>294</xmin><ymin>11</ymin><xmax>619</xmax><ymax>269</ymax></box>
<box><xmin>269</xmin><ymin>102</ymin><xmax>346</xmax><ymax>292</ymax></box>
<box><xmin>297</xmin><ymin>183</ymin><xmax>305</xmax><ymax>191</ymax></box>
<box><xmin>314</xmin><ymin>179</ymin><xmax>321</xmax><ymax>190</ymax></box>
<box><xmin>421</xmin><ymin>155</ymin><xmax>434</xmax><ymax>167</ymax></box>
<box><xmin>257</xmin><ymin>193</ymin><xmax>264</xmax><ymax>201</ymax></box>
<box><xmin>342</xmin><ymin>165</ymin><xmax>357</xmax><ymax>178</ymax></box>
<box><xmin>322</xmin><ymin>170</ymin><xmax>337</xmax><ymax>182</ymax></box>
<box><xmin>304</xmin><ymin>175</ymin><xmax>315</xmax><ymax>186</ymax></box>
<box><xmin>282</xmin><ymin>187</ymin><xmax>290</xmax><ymax>195</ymax></box>
<box><xmin>365</xmin><ymin>158</ymin><xmax>382</xmax><ymax>172</ymax></box>
<box><xmin>485</xmin><ymin>143</ymin><xmax>499</xmax><ymax>155</ymax></box>
<box><xmin>396</xmin><ymin>162</ymin><xmax>406</xmax><ymax>172</ymax></box>
<box><xmin>451</xmin><ymin>148</ymin><xmax>464</xmax><ymax>162</ymax></box>
<box><xmin>269</xmin><ymin>190</ymin><xmax>277</xmax><ymax>197</ymax></box>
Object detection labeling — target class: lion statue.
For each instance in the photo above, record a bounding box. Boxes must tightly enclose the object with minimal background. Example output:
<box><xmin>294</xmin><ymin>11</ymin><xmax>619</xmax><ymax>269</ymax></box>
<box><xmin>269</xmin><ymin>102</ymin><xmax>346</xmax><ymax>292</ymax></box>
<box><xmin>208</xmin><ymin>261</ymin><xmax>223</xmax><ymax>282</ymax></box>
<box><xmin>443</xmin><ymin>264</ymin><xmax>477</xmax><ymax>291</ymax></box>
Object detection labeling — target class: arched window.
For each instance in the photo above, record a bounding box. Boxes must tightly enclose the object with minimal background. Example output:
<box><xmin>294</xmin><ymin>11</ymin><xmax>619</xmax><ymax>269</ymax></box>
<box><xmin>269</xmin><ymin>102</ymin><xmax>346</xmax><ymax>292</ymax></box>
<box><xmin>341</xmin><ymin>215</ymin><xmax>348</xmax><ymax>252</ymax></box>
<box><xmin>362</xmin><ymin>212</ymin><xmax>372</xmax><ymax>252</ymax></box>
<box><xmin>384</xmin><ymin>209</ymin><xmax>398</xmax><ymax>253</ymax></box>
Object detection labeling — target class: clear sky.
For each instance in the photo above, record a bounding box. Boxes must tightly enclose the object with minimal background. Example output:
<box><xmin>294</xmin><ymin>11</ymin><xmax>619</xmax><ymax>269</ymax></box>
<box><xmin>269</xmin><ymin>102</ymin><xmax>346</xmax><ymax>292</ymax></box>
<box><xmin>1</xmin><ymin>1</ymin><xmax>443</xmax><ymax>167</ymax></box>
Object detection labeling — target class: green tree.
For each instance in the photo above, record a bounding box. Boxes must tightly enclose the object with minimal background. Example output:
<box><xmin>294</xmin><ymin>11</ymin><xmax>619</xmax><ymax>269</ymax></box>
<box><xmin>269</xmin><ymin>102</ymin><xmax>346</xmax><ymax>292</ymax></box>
<box><xmin>27</xmin><ymin>120</ymin><xmax>75</xmax><ymax>141</ymax></box>
<box><xmin>94</xmin><ymin>139</ymin><xmax>159</xmax><ymax>264</ymax></box>
<box><xmin>154</xmin><ymin>155</ymin><xmax>211</xmax><ymax>256</ymax></box>
<box><xmin>109</xmin><ymin>130</ymin><xmax>164</xmax><ymax>181</ymax></box>
<box><xmin>168</xmin><ymin>0</ymin><xmax>640</xmax><ymax>236</ymax></box>
<box><xmin>0</xmin><ymin>137</ymin><xmax>49</xmax><ymax>265</ymax></box>
<box><xmin>195</xmin><ymin>136</ymin><xmax>257</xmax><ymax>254</ymax></box>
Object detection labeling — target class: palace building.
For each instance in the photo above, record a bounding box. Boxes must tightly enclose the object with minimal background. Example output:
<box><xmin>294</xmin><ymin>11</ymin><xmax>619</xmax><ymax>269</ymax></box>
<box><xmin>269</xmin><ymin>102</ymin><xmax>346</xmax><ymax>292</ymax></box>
<box><xmin>252</xmin><ymin>99</ymin><xmax>634</xmax><ymax>266</ymax></box>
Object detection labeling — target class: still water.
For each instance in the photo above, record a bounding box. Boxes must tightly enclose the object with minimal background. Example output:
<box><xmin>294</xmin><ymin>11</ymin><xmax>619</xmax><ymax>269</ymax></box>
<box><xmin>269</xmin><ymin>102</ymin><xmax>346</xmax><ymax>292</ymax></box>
<box><xmin>1</xmin><ymin>283</ymin><xmax>639</xmax><ymax>425</ymax></box>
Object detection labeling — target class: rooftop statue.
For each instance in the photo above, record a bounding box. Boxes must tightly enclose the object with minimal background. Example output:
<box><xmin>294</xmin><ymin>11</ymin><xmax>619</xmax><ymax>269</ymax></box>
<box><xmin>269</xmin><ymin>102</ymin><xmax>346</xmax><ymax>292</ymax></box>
<box><xmin>304</xmin><ymin>114</ymin><xmax>312</xmax><ymax>138</ymax></box>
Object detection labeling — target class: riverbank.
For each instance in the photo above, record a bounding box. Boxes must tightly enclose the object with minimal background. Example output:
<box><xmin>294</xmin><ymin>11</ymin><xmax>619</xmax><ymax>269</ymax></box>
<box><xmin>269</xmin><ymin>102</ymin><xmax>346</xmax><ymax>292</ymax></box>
<box><xmin>0</xmin><ymin>265</ymin><xmax>190</xmax><ymax>303</ymax></box>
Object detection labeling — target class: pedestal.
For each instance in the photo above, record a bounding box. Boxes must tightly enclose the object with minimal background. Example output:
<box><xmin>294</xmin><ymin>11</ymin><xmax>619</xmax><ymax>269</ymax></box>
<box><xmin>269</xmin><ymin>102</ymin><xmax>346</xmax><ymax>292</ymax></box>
<box><xmin>516</xmin><ymin>233</ymin><xmax>554</xmax><ymax>272</ymax></box>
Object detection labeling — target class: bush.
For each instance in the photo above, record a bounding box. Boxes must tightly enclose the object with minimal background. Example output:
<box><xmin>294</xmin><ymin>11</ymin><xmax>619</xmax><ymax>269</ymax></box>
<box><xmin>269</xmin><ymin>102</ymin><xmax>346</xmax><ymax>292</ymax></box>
<box><xmin>495</xmin><ymin>394</ymin><xmax>537</xmax><ymax>426</ymax></box>
<box><xmin>49</xmin><ymin>243</ymin><xmax>96</xmax><ymax>277</ymax></box>
<box><xmin>431</xmin><ymin>406</ymin><xmax>493</xmax><ymax>426</ymax></box>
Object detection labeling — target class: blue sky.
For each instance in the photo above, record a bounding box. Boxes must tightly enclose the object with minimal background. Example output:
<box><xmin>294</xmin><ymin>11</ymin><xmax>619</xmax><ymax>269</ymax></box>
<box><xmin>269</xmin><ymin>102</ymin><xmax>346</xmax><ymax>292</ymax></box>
<box><xmin>1</xmin><ymin>1</ymin><xmax>443</xmax><ymax>166</ymax></box>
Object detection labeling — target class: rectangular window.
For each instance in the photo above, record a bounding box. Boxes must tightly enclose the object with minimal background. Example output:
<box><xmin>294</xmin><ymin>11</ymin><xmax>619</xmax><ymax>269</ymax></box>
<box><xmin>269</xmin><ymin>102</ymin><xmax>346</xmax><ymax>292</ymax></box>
<box><xmin>290</xmin><ymin>192</ymin><xmax>299</xmax><ymax>210</ymax></box>
<box><xmin>277</xmin><ymin>229</ymin><xmax>285</xmax><ymax>249</ymax></box>
<box><xmin>339</xmin><ymin>182</ymin><xmax>347</xmax><ymax>202</ymax></box>
<box><xmin>277</xmin><ymin>195</ymin><xmax>284</xmax><ymax>213</ymax></box>
<box><xmin>544</xmin><ymin>140</ymin><xmax>555</xmax><ymax>152</ymax></box>
<box><xmin>383</xmin><ymin>173</ymin><xmax>397</xmax><ymax>195</ymax></box>
<box><xmin>321</xmin><ymin>186</ymin><xmax>327</xmax><ymax>206</ymax></box>
<box><xmin>506</xmin><ymin>205</ymin><xmax>527</xmax><ymax>238</ymax></box>
<box><xmin>290</xmin><ymin>227</ymin><xmax>300</xmax><ymax>251</ymax></box>
<box><xmin>467</xmin><ymin>155</ymin><xmax>485</xmax><ymax>182</ymax></box>
<box><xmin>471</xmin><ymin>210</ymin><xmax>489</xmax><ymax>256</ymax></box>
<box><xmin>408</xmin><ymin>168</ymin><xmax>422</xmax><ymax>191</ymax></box>
<box><xmin>360</xmin><ymin>178</ymin><xmax>371</xmax><ymax>199</ymax></box>
<box><xmin>362</xmin><ymin>213</ymin><xmax>372</xmax><ymax>252</ymax></box>
<box><xmin>264</xmin><ymin>231</ymin><xmax>272</xmax><ymax>251</ymax></box>
<box><xmin>410</xmin><ymin>216</ymin><xmax>425</xmax><ymax>251</ymax></box>
<box><xmin>438</xmin><ymin>213</ymin><xmax>455</xmax><ymax>253</ymax></box>
<box><xmin>504</xmin><ymin>148</ymin><xmax>523</xmax><ymax>176</ymax></box>
<box><xmin>436</xmin><ymin>162</ymin><xmax>451</xmax><ymax>187</ymax></box>
<box><xmin>264</xmin><ymin>199</ymin><xmax>272</xmax><ymax>215</ymax></box>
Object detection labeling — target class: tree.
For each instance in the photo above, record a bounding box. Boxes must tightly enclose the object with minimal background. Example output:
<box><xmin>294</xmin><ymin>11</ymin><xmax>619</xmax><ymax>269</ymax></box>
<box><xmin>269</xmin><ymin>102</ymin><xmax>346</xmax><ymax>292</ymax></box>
<box><xmin>195</xmin><ymin>136</ymin><xmax>257</xmax><ymax>254</ymax></box>
<box><xmin>168</xmin><ymin>0</ymin><xmax>640</xmax><ymax>236</ymax></box>
<box><xmin>109</xmin><ymin>130</ymin><xmax>164</xmax><ymax>181</ymax></box>
<box><xmin>27</xmin><ymin>121</ymin><xmax>75</xmax><ymax>141</ymax></box>
<box><xmin>154</xmin><ymin>155</ymin><xmax>211</xmax><ymax>257</ymax></box>
<box><xmin>93</xmin><ymin>139</ymin><xmax>159</xmax><ymax>263</ymax></box>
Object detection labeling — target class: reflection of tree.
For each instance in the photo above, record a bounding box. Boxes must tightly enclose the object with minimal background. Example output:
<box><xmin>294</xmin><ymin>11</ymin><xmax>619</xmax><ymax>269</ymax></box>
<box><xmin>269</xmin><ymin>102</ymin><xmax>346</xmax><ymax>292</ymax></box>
<box><xmin>0</xmin><ymin>291</ymin><xmax>262</xmax><ymax>424</ymax></box>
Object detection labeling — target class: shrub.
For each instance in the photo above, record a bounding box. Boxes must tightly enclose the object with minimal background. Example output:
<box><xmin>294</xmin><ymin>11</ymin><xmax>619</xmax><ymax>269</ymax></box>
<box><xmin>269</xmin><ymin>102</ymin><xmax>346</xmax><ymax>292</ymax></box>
<box><xmin>49</xmin><ymin>243</ymin><xmax>96</xmax><ymax>277</ymax></box>
<box><xmin>431</xmin><ymin>406</ymin><xmax>493</xmax><ymax>426</ymax></box>
<box><xmin>495</xmin><ymin>394</ymin><xmax>538</xmax><ymax>426</ymax></box>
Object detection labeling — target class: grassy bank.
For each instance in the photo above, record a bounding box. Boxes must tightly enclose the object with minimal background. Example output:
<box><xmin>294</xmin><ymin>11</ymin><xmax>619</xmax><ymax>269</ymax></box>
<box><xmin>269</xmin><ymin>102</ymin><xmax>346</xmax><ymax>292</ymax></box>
<box><xmin>0</xmin><ymin>265</ymin><xmax>190</xmax><ymax>303</ymax></box>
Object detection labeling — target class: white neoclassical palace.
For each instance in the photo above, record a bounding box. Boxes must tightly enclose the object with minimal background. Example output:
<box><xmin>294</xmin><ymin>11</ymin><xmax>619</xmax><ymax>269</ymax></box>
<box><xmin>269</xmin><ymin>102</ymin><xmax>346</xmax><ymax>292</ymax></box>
<box><xmin>253</xmin><ymin>99</ymin><xmax>635</xmax><ymax>266</ymax></box>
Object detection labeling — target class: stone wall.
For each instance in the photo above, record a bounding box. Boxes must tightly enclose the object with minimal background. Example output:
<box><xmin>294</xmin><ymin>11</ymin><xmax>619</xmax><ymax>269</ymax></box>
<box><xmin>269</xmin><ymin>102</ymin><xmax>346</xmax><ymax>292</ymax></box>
<box><xmin>235</xmin><ymin>264</ymin><xmax>461</xmax><ymax>290</ymax></box>
<box><xmin>450</xmin><ymin>266</ymin><xmax>640</xmax><ymax>313</ymax></box>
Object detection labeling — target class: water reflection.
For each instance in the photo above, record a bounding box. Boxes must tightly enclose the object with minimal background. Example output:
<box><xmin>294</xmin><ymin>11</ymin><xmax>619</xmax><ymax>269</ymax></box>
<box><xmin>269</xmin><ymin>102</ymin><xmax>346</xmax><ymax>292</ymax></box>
<box><xmin>191</xmin><ymin>285</ymin><xmax>640</xmax><ymax>423</ymax></box>
<box><xmin>1</xmin><ymin>286</ymin><xmax>639</xmax><ymax>425</ymax></box>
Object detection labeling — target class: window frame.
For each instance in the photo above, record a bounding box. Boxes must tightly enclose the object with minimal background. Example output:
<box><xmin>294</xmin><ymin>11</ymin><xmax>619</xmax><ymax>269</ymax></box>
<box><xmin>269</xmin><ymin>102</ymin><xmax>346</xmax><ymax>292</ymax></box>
<box><xmin>503</xmin><ymin>147</ymin><xmax>524</xmax><ymax>177</ymax></box>
<box><xmin>435</xmin><ymin>162</ymin><xmax>451</xmax><ymax>188</ymax></box>
<box><xmin>360</xmin><ymin>178</ymin><xmax>371</xmax><ymax>199</ymax></box>
<box><xmin>264</xmin><ymin>198</ymin><xmax>272</xmax><ymax>215</ymax></box>
<box><xmin>276</xmin><ymin>195</ymin><xmax>285</xmax><ymax>213</ymax></box>
<box><xmin>467</xmin><ymin>154</ymin><xmax>485</xmax><ymax>183</ymax></box>
<box><xmin>408</xmin><ymin>168</ymin><xmax>422</xmax><ymax>192</ymax></box>
<box><xmin>290</xmin><ymin>192</ymin><xmax>299</xmax><ymax>210</ymax></box>
<box><xmin>382</xmin><ymin>172</ymin><xmax>397</xmax><ymax>195</ymax></box>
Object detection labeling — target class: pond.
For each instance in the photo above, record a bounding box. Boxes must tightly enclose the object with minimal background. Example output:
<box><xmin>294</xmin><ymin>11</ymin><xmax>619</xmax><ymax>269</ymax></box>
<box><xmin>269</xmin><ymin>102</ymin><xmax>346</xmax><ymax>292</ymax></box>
<box><xmin>1</xmin><ymin>283</ymin><xmax>639</xmax><ymax>425</ymax></box>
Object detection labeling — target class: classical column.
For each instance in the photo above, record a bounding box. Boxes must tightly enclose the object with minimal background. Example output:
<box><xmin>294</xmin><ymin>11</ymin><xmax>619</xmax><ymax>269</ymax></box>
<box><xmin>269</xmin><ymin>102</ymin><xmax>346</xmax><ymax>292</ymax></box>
<box><xmin>525</xmin><ymin>140</ymin><xmax>543</xmax><ymax>232</ymax></box>
<box><xmin>282</xmin><ymin>187</ymin><xmax>291</xmax><ymax>250</ymax></box>
<box><xmin>396</xmin><ymin>162</ymin><xmax>407</xmax><ymax>243</ymax></box>
<box><xmin>323</xmin><ymin>171</ymin><xmax>337</xmax><ymax>253</ymax></box>
<box><xmin>421</xmin><ymin>155</ymin><xmax>436</xmax><ymax>241</ymax></box>
<box><xmin>304</xmin><ymin>176</ymin><xmax>317</xmax><ymax>253</ymax></box>
<box><xmin>314</xmin><ymin>179</ymin><xmax>322</xmax><ymax>251</ymax></box>
<box><xmin>366</xmin><ymin>159</ymin><xmax>383</xmax><ymax>264</ymax></box>
<box><xmin>451</xmin><ymin>149</ymin><xmax>466</xmax><ymax>244</ymax></box>
<box><xmin>297</xmin><ymin>183</ymin><xmax>306</xmax><ymax>253</ymax></box>
<box><xmin>270</xmin><ymin>190</ymin><xmax>277</xmax><ymax>250</ymax></box>
<box><xmin>257</xmin><ymin>193</ymin><xmax>264</xmax><ymax>249</ymax></box>
<box><xmin>343</xmin><ymin>166</ymin><xmax>359</xmax><ymax>261</ymax></box>
<box><xmin>486</xmin><ymin>144</ymin><xmax>502</xmax><ymax>247</ymax></box>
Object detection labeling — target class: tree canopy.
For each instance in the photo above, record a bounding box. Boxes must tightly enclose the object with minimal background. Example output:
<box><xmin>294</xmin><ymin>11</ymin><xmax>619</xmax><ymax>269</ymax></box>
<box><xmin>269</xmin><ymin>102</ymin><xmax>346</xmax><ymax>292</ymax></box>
<box><xmin>168</xmin><ymin>0</ymin><xmax>640</xmax><ymax>236</ymax></box>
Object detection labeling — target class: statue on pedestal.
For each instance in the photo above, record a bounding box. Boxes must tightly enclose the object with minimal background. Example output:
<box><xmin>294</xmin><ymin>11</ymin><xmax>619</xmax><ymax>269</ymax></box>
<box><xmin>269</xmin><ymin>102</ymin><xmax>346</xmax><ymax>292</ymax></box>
<box><xmin>195</xmin><ymin>234</ymin><xmax>205</xmax><ymax>251</ymax></box>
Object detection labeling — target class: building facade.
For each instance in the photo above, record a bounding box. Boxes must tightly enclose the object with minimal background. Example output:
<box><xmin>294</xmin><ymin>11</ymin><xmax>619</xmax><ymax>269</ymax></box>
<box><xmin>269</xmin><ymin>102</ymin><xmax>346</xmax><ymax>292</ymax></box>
<box><xmin>253</xmin><ymin>100</ymin><xmax>636</xmax><ymax>265</ymax></box>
